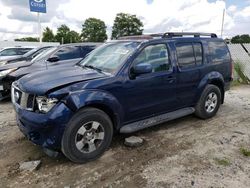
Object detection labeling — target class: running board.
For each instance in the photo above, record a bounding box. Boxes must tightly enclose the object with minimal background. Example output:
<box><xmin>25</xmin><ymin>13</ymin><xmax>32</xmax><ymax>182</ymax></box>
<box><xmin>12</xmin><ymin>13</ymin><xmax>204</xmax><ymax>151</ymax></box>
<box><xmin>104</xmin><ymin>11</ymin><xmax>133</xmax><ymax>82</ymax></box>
<box><xmin>120</xmin><ymin>107</ymin><xmax>195</xmax><ymax>133</ymax></box>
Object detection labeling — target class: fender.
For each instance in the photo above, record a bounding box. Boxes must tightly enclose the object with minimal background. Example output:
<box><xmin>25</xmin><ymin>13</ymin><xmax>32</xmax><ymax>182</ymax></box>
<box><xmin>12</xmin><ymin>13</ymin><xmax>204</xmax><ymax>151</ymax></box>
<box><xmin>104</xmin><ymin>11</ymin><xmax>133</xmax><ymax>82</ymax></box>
<box><xmin>64</xmin><ymin>89</ymin><xmax>124</xmax><ymax>129</ymax></box>
<box><xmin>195</xmin><ymin>71</ymin><xmax>225</xmax><ymax>103</ymax></box>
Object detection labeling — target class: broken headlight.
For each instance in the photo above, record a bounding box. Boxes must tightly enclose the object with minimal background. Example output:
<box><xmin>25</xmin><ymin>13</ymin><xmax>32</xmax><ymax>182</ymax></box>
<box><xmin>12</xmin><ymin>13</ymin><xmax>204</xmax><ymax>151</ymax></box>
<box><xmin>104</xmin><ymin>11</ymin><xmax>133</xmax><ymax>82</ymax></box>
<box><xmin>36</xmin><ymin>96</ymin><xmax>58</xmax><ymax>113</ymax></box>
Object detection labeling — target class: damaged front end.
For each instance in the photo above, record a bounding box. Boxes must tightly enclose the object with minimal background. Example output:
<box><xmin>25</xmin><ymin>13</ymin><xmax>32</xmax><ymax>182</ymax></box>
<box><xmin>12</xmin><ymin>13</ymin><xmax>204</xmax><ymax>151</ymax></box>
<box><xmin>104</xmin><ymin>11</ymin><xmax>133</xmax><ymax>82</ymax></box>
<box><xmin>0</xmin><ymin>76</ymin><xmax>15</xmax><ymax>100</ymax></box>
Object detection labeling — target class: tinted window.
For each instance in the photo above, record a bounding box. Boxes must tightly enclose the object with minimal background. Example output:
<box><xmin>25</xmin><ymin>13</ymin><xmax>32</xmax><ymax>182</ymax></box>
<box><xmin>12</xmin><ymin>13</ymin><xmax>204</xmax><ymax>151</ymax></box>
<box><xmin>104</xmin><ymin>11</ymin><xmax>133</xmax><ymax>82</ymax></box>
<box><xmin>54</xmin><ymin>46</ymin><xmax>81</xmax><ymax>61</ymax></box>
<box><xmin>208</xmin><ymin>41</ymin><xmax>230</xmax><ymax>62</ymax></box>
<box><xmin>176</xmin><ymin>43</ymin><xmax>196</xmax><ymax>69</ymax></box>
<box><xmin>176</xmin><ymin>42</ymin><xmax>203</xmax><ymax>69</ymax></box>
<box><xmin>133</xmin><ymin>44</ymin><xmax>170</xmax><ymax>73</ymax></box>
<box><xmin>81</xmin><ymin>46</ymin><xmax>95</xmax><ymax>57</ymax></box>
<box><xmin>193</xmin><ymin>43</ymin><xmax>202</xmax><ymax>65</ymax></box>
<box><xmin>17</xmin><ymin>48</ymin><xmax>32</xmax><ymax>55</ymax></box>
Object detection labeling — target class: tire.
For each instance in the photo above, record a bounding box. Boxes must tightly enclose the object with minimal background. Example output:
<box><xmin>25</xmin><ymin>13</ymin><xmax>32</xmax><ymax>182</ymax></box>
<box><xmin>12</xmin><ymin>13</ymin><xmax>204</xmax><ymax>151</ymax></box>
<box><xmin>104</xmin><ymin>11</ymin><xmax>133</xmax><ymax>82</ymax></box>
<box><xmin>62</xmin><ymin>107</ymin><xmax>113</xmax><ymax>163</ymax></box>
<box><xmin>195</xmin><ymin>84</ymin><xmax>221</xmax><ymax>119</ymax></box>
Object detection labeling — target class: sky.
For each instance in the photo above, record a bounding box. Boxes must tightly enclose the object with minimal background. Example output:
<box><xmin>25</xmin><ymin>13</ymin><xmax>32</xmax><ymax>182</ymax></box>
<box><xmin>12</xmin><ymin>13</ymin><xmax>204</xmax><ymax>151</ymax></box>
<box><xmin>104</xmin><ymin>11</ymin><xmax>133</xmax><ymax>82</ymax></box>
<box><xmin>0</xmin><ymin>0</ymin><xmax>249</xmax><ymax>41</ymax></box>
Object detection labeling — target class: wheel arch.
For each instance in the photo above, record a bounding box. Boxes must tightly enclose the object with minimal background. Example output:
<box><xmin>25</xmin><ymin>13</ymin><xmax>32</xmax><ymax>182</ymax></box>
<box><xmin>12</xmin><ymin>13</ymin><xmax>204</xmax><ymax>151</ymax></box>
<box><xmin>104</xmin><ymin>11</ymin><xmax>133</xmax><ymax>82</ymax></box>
<box><xmin>82</xmin><ymin>103</ymin><xmax>121</xmax><ymax>132</ymax></box>
<box><xmin>196</xmin><ymin>72</ymin><xmax>225</xmax><ymax>104</ymax></box>
<box><xmin>64</xmin><ymin>89</ymin><xmax>124</xmax><ymax>131</ymax></box>
<box><xmin>209</xmin><ymin>79</ymin><xmax>225</xmax><ymax>104</ymax></box>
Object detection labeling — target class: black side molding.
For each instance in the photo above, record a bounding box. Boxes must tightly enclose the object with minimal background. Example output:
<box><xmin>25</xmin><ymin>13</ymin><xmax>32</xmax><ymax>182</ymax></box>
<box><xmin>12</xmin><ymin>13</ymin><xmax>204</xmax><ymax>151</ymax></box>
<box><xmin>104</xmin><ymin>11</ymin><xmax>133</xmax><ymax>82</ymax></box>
<box><xmin>120</xmin><ymin>107</ymin><xmax>195</xmax><ymax>133</ymax></box>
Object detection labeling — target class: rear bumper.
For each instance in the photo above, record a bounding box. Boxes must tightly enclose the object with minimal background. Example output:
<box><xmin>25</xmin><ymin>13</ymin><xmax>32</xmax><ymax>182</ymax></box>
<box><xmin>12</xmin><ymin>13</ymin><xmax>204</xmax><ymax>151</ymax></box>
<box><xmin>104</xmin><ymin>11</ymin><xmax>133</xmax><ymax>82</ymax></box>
<box><xmin>224</xmin><ymin>80</ymin><xmax>232</xmax><ymax>91</ymax></box>
<box><xmin>14</xmin><ymin>102</ymin><xmax>74</xmax><ymax>150</ymax></box>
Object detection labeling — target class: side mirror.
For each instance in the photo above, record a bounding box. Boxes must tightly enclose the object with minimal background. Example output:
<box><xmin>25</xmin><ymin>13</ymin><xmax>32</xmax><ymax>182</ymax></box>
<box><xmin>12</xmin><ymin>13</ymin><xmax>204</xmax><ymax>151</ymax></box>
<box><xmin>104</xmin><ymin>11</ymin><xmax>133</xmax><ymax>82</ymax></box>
<box><xmin>132</xmin><ymin>63</ymin><xmax>152</xmax><ymax>76</ymax></box>
<box><xmin>47</xmin><ymin>56</ymin><xmax>60</xmax><ymax>62</ymax></box>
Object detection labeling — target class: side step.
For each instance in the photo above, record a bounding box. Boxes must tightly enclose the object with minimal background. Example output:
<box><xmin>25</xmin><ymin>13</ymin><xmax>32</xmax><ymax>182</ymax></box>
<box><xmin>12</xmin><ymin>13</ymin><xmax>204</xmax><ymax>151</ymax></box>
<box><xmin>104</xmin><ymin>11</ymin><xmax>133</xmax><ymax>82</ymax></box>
<box><xmin>120</xmin><ymin>107</ymin><xmax>195</xmax><ymax>133</ymax></box>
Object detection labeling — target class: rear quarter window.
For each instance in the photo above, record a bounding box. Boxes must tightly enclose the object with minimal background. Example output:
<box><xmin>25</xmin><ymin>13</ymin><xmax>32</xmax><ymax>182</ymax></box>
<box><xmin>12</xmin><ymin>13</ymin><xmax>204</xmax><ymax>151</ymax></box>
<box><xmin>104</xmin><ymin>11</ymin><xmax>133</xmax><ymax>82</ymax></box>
<box><xmin>208</xmin><ymin>41</ymin><xmax>230</xmax><ymax>62</ymax></box>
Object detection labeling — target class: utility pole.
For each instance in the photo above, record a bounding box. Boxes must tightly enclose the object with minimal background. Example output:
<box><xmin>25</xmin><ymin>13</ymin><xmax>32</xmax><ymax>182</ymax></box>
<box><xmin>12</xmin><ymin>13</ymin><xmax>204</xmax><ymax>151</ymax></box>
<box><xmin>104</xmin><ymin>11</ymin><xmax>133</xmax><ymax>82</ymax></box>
<box><xmin>30</xmin><ymin>0</ymin><xmax>46</xmax><ymax>44</ymax></box>
<box><xmin>38</xmin><ymin>12</ymin><xmax>42</xmax><ymax>44</ymax></box>
<box><xmin>221</xmin><ymin>8</ymin><xmax>225</xmax><ymax>38</ymax></box>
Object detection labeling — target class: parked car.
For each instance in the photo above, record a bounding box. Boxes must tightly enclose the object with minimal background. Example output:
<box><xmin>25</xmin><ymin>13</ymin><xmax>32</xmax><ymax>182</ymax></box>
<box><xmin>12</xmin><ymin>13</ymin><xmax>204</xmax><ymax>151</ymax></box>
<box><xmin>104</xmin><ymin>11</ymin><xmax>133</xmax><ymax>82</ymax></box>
<box><xmin>0</xmin><ymin>47</ymin><xmax>34</xmax><ymax>61</ymax></box>
<box><xmin>11</xmin><ymin>32</ymin><xmax>233</xmax><ymax>163</ymax></box>
<box><xmin>0</xmin><ymin>46</ymin><xmax>52</xmax><ymax>66</ymax></box>
<box><xmin>0</xmin><ymin>43</ymin><xmax>100</xmax><ymax>100</ymax></box>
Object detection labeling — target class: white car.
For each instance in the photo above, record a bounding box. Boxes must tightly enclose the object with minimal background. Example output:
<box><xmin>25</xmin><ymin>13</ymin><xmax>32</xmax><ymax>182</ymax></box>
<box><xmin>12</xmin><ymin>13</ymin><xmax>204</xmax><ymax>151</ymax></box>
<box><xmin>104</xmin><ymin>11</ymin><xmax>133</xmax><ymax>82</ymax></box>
<box><xmin>0</xmin><ymin>47</ymin><xmax>34</xmax><ymax>61</ymax></box>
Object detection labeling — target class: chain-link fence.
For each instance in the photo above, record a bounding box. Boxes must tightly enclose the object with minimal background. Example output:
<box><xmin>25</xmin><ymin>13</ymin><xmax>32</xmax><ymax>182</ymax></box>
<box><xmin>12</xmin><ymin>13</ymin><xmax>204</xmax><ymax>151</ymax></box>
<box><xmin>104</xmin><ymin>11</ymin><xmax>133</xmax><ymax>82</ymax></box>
<box><xmin>228</xmin><ymin>43</ymin><xmax>250</xmax><ymax>81</ymax></box>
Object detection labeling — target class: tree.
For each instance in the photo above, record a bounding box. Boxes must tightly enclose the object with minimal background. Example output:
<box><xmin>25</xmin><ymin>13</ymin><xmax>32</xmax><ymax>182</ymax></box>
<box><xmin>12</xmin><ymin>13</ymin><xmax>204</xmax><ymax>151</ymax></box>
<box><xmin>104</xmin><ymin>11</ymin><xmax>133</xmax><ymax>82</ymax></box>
<box><xmin>55</xmin><ymin>24</ymin><xmax>71</xmax><ymax>44</ymax></box>
<box><xmin>231</xmin><ymin>34</ymin><xmax>250</xmax><ymax>44</ymax></box>
<box><xmin>111</xmin><ymin>13</ymin><xmax>143</xmax><ymax>39</ymax></box>
<box><xmin>14</xmin><ymin>37</ymin><xmax>38</xmax><ymax>42</ymax></box>
<box><xmin>69</xmin><ymin>31</ymin><xmax>81</xmax><ymax>43</ymax></box>
<box><xmin>42</xmin><ymin>27</ymin><xmax>55</xmax><ymax>42</ymax></box>
<box><xmin>55</xmin><ymin>24</ymin><xmax>81</xmax><ymax>44</ymax></box>
<box><xmin>81</xmin><ymin>18</ymin><xmax>107</xmax><ymax>42</ymax></box>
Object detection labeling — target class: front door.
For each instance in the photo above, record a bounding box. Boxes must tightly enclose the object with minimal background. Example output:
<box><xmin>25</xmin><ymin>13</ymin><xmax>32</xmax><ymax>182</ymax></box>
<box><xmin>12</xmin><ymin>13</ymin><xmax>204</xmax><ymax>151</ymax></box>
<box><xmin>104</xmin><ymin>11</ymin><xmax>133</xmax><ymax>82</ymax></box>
<box><xmin>123</xmin><ymin>43</ymin><xmax>177</xmax><ymax>123</ymax></box>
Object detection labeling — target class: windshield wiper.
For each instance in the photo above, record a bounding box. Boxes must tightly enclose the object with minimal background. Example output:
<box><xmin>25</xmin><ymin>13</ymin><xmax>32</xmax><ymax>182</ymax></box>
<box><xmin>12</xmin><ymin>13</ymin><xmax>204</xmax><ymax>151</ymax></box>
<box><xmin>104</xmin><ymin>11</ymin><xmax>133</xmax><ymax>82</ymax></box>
<box><xmin>82</xmin><ymin>65</ymin><xmax>104</xmax><ymax>73</ymax></box>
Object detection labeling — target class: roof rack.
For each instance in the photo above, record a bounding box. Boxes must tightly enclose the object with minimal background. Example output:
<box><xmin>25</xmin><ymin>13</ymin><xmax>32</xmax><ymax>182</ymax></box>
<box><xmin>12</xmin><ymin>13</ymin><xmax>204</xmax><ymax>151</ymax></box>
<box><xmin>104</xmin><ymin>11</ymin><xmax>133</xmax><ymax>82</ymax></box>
<box><xmin>162</xmin><ymin>32</ymin><xmax>217</xmax><ymax>38</ymax></box>
<box><xmin>118</xmin><ymin>35</ymin><xmax>155</xmax><ymax>40</ymax></box>
<box><xmin>117</xmin><ymin>32</ymin><xmax>218</xmax><ymax>41</ymax></box>
<box><xmin>118</xmin><ymin>33</ymin><xmax>165</xmax><ymax>40</ymax></box>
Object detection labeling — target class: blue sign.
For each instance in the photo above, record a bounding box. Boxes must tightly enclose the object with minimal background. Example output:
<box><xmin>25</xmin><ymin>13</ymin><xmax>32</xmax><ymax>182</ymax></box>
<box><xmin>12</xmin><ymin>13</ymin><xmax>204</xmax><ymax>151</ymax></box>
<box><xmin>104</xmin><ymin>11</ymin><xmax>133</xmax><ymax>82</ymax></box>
<box><xmin>29</xmin><ymin>0</ymin><xmax>47</xmax><ymax>13</ymax></box>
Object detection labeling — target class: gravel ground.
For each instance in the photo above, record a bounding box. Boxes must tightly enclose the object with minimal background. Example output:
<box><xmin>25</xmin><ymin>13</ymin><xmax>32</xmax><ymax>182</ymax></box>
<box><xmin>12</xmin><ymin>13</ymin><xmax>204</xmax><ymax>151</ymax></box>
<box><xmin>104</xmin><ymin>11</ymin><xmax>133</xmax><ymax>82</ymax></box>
<box><xmin>0</xmin><ymin>85</ymin><xmax>250</xmax><ymax>188</ymax></box>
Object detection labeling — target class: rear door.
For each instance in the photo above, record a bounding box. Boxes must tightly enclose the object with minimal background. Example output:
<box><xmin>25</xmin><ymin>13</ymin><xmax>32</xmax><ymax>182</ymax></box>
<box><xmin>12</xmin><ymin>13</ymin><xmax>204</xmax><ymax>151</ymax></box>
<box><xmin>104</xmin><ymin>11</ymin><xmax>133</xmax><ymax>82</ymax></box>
<box><xmin>175</xmin><ymin>41</ymin><xmax>204</xmax><ymax>107</ymax></box>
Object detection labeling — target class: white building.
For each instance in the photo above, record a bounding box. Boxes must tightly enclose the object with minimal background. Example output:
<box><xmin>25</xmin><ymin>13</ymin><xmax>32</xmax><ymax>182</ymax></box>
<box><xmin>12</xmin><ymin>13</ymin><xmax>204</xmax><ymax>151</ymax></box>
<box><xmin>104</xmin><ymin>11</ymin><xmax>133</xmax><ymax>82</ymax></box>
<box><xmin>0</xmin><ymin>41</ymin><xmax>59</xmax><ymax>49</ymax></box>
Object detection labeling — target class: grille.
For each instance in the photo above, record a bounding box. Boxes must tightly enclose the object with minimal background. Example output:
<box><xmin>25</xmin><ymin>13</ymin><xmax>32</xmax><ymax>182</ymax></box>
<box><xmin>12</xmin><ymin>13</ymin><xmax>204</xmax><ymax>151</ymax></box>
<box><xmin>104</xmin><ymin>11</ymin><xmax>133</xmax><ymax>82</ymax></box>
<box><xmin>11</xmin><ymin>83</ymin><xmax>35</xmax><ymax>111</ymax></box>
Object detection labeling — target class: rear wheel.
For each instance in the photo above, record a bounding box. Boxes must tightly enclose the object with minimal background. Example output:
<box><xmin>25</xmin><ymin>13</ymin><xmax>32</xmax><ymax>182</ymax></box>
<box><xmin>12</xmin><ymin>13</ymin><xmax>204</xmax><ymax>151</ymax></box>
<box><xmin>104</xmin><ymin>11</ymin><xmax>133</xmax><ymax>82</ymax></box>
<box><xmin>62</xmin><ymin>107</ymin><xmax>113</xmax><ymax>163</ymax></box>
<box><xmin>195</xmin><ymin>84</ymin><xmax>221</xmax><ymax>119</ymax></box>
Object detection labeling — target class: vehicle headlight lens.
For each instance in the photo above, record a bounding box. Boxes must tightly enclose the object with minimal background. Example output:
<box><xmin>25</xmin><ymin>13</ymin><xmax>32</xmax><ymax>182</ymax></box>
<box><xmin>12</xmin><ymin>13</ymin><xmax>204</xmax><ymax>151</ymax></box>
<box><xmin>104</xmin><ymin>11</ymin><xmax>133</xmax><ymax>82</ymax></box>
<box><xmin>0</xmin><ymin>68</ymin><xmax>17</xmax><ymax>78</ymax></box>
<box><xmin>36</xmin><ymin>96</ymin><xmax>58</xmax><ymax>113</ymax></box>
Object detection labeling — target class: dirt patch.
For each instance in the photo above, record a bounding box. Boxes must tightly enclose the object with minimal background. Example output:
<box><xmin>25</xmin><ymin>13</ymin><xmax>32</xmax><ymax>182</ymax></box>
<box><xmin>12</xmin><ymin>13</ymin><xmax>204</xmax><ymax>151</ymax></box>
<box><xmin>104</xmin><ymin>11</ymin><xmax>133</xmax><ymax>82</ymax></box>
<box><xmin>0</xmin><ymin>85</ymin><xmax>250</xmax><ymax>187</ymax></box>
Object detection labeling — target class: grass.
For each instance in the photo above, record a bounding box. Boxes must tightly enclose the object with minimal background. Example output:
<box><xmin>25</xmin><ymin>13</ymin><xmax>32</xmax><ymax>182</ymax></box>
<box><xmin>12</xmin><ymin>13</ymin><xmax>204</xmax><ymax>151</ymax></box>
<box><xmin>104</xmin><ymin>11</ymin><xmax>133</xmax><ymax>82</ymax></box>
<box><xmin>214</xmin><ymin>158</ymin><xmax>231</xmax><ymax>166</ymax></box>
<box><xmin>231</xmin><ymin>79</ymin><xmax>241</xmax><ymax>87</ymax></box>
<box><xmin>240</xmin><ymin>147</ymin><xmax>250</xmax><ymax>157</ymax></box>
<box><xmin>234</xmin><ymin>62</ymin><xmax>250</xmax><ymax>84</ymax></box>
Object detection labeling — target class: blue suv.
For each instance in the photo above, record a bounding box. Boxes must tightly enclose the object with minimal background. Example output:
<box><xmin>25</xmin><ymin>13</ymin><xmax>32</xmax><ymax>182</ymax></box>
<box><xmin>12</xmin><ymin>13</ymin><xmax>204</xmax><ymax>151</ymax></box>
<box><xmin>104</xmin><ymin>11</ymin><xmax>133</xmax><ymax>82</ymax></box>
<box><xmin>11</xmin><ymin>32</ymin><xmax>233</xmax><ymax>163</ymax></box>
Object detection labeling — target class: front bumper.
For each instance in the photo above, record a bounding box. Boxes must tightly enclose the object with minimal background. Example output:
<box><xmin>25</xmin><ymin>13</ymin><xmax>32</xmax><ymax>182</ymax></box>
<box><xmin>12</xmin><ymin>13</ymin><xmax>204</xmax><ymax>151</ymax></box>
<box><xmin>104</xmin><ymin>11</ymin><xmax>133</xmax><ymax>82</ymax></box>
<box><xmin>14</xmin><ymin>102</ymin><xmax>74</xmax><ymax>150</ymax></box>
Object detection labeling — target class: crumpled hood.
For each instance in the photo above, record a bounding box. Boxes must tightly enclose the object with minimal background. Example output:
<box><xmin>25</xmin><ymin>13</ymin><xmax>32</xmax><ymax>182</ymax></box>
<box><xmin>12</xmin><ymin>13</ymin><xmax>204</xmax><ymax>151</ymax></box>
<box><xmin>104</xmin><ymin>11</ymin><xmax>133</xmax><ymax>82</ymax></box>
<box><xmin>17</xmin><ymin>66</ymin><xmax>108</xmax><ymax>95</ymax></box>
<box><xmin>0</xmin><ymin>60</ymin><xmax>32</xmax><ymax>71</ymax></box>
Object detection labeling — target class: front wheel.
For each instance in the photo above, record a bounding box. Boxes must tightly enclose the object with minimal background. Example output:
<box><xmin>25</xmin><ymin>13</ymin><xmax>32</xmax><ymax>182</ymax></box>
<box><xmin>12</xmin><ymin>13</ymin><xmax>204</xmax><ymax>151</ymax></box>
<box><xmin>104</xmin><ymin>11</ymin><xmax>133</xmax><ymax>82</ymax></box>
<box><xmin>195</xmin><ymin>84</ymin><xmax>221</xmax><ymax>119</ymax></box>
<box><xmin>62</xmin><ymin>107</ymin><xmax>113</xmax><ymax>163</ymax></box>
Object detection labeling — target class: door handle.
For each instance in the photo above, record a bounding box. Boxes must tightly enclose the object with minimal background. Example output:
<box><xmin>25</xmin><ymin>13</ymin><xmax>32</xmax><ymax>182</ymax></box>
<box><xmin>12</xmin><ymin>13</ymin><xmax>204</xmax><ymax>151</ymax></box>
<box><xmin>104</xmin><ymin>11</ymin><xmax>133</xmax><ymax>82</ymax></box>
<box><xmin>165</xmin><ymin>76</ymin><xmax>175</xmax><ymax>83</ymax></box>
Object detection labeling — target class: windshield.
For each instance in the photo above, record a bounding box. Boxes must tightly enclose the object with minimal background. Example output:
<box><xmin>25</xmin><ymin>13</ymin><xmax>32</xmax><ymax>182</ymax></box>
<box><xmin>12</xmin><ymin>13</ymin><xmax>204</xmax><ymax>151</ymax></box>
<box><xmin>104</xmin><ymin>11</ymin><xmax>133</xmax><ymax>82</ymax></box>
<box><xmin>23</xmin><ymin>48</ymin><xmax>39</xmax><ymax>58</ymax></box>
<box><xmin>79</xmin><ymin>42</ymin><xmax>140</xmax><ymax>74</ymax></box>
<box><xmin>31</xmin><ymin>47</ymin><xmax>57</xmax><ymax>62</ymax></box>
